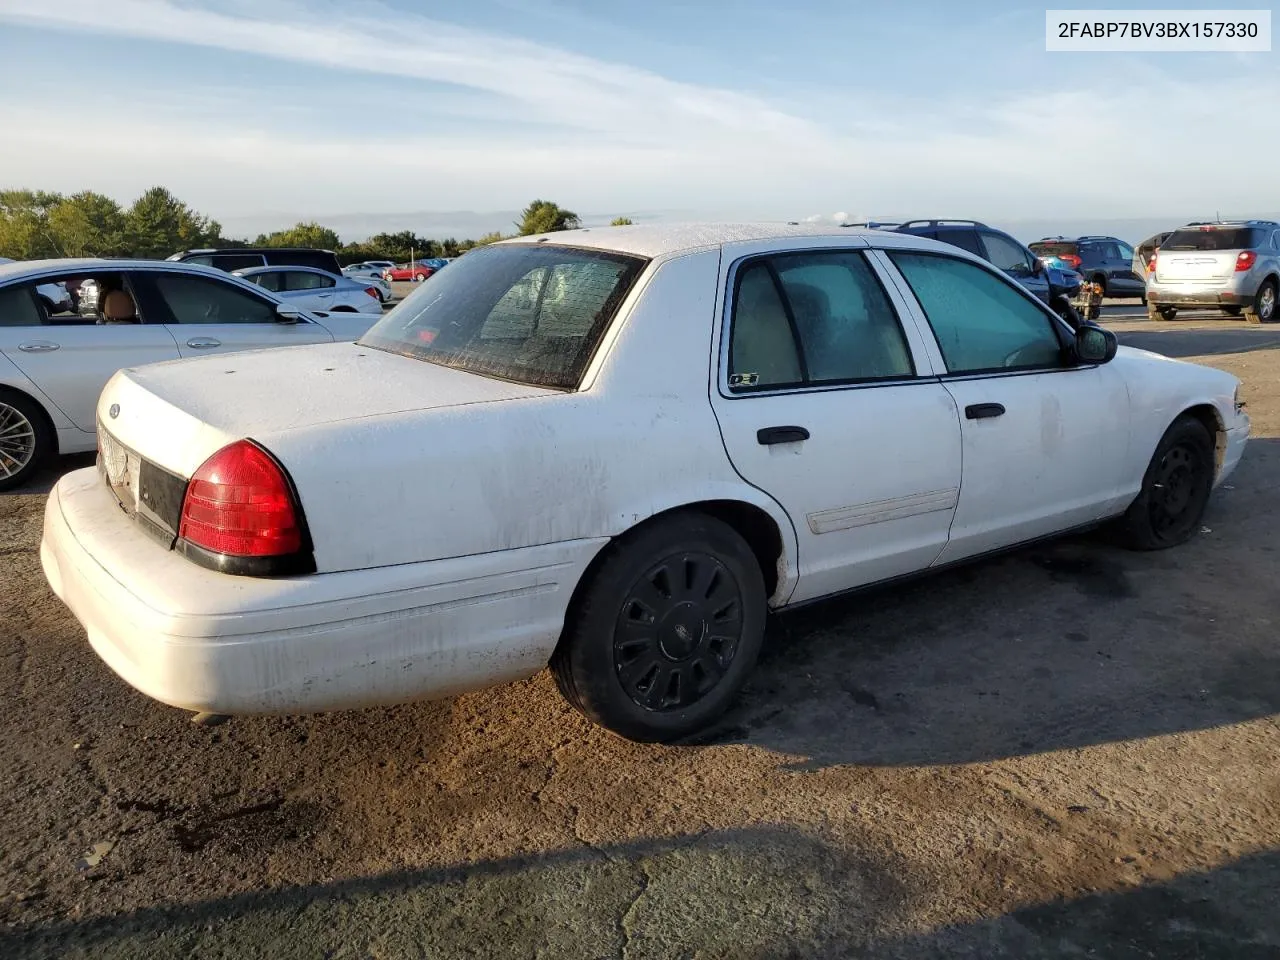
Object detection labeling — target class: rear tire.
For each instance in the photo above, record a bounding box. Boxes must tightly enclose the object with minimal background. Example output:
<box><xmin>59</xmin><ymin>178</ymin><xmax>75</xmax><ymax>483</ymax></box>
<box><xmin>1116</xmin><ymin>416</ymin><xmax>1215</xmax><ymax>551</ymax></box>
<box><xmin>552</xmin><ymin>512</ymin><xmax>768</xmax><ymax>743</ymax></box>
<box><xmin>1244</xmin><ymin>278</ymin><xmax>1276</xmax><ymax>324</ymax></box>
<box><xmin>0</xmin><ymin>389</ymin><xmax>53</xmax><ymax>492</ymax></box>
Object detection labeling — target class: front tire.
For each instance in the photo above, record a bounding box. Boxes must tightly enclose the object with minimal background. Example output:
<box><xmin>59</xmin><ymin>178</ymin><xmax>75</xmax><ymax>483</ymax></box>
<box><xmin>1116</xmin><ymin>416</ymin><xmax>1215</xmax><ymax>551</ymax></box>
<box><xmin>0</xmin><ymin>390</ymin><xmax>52</xmax><ymax>492</ymax></box>
<box><xmin>414</xmin><ymin>272</ymin><xmax>427</xmax><ymax>282</ymax></box>
<box><xmin>1244</xmin><ymin>278</ymin><xmax>1276</xmax><ymax>324</ymax></box>
<box><xmin>552</xmin><ymin>512</ymin><xmax>767</xmax><ymax>742</ymax></box>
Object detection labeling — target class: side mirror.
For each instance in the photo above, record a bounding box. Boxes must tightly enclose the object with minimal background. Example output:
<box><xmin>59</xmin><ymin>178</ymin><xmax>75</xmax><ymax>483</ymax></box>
<box><xmin>1031</xmin><ymin>258</ymin><xmax>1046</xmax><ymax>276</ymax></box>
<box><xmin>1075</xmin><ymin>323</ymin><xmax>1117</xmax><ymax>364</ymax></box>
<box><xmin>275</xmin><ymin>303</ymin><xmax>304</xmax><ymax>324</ymax></box>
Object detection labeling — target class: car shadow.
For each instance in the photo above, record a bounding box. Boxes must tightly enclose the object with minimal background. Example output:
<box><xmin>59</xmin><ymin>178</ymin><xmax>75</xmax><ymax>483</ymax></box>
<box><xmin>683</xmin><ymin>438</ymin><xmax>1280</xmax><ymax>771</ymax></box>
<box><xmin>0</xmin><ymin>452</ymin><xmax>94</xmax><ymax>498</ymax></box>
<box><xmin>2</xmin><ymin>823</ymin><xmax>1275</xmax><ymax>959</ymax></box>
<box><xmin>1115</xmin><ymin>326</ymin><xmax>1280</xmax><ymax>359</ymax></box>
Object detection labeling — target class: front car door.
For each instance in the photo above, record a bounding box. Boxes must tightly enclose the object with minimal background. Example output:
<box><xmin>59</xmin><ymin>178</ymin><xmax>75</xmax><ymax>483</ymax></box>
<box><xmin>0</xmin><ymin>271</ymin><xmax>180</xmax><ymax>433</ymax></box>
<box><xmin>878</xmin><ymin>248</ymin><xmax>1132</xmax><ymax>564</ymax></box>
<box><xmin>132</xmin><ymin>270</ymin><xmax>335</xmax><ymax>357</ymax></box>
<box><xmin>708</xmin><ymin>240</ymin><xmax>964</xmax><ymax>604</ymax></box>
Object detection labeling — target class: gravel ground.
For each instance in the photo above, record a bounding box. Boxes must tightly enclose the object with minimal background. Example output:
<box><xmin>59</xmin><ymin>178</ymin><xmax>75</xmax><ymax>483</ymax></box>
<box><xmin>1</xmin><ymin>316</ymin><xmax>1278</xmax><ymax>959</ymax></box>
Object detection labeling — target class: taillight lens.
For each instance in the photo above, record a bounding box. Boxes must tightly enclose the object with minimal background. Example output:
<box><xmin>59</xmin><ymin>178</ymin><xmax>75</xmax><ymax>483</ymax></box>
<box><xmin>365</xmin><ymin>286</ymin><xmax>379</xmax><ymax>299</ymax></box>
<box><xmin>1062</xmin><ymin>254</ymin><xmax>1082</xmax><ymax>269</ymax></box>
<box><xmin>179</xmin><ymin>441</ymin><xmax>303</xmax><ymax>557</ymax></box>
<box><xmin>1236</xmin><ymin>251</ymin><xmax>1257</xmax><ymax>272</ymax></box>
<box><xmin>1147</xmin><ymin>253</ymin><xmax>1157</xmax><ymax>272</ymax></box>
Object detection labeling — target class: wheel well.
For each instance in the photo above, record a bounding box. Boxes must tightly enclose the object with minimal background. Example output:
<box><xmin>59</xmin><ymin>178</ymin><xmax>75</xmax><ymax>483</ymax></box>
<box><xmin>0</xmin><ymin>385</ymin><xmax>60</xmax><ymax>456</ymax></box>
<box><xmin>1179</xmin><ymin>404</ymin><xmax>1224</xmax><ymax>475</ymax></box>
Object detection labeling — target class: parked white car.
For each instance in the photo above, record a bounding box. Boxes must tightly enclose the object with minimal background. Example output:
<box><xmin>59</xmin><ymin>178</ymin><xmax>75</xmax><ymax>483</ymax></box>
<box><xmin>41</xmin><ymin>224</ymin><xmax>1249</xmax><ymax>742</ymax></box>
<box><xmin>0</xmin><ymin>258</ymin><xmax>380</xmax><ymax>489</ymax></box>
<box><xmin>341</xmin><ymin>263</ymin><xmax>395</xmax><ymax>302</ymax></box>
<box><xmin>233</xmin><ymin>265</ymin><xmax>383</xmax><ymax>314</ymax></box>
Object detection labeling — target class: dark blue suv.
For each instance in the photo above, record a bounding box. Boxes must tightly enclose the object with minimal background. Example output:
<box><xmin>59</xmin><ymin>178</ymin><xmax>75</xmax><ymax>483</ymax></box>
<box><xmin>847</xmin><ymin>219</ymin><xmax>1084</xmax><ymax>324</ymax></box>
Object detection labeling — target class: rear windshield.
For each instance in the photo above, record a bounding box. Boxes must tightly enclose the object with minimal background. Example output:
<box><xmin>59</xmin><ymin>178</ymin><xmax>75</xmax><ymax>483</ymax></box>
<box><xmin>359</xmin><ymin>244</ymin><xmax>648</xmax><ymax>389</ymax></box>
<box><xmin>1028</xmin><ymin>242</ymin><xmax>1077</xmax><ymax>256</ymax></box>
<box><xmin>1161</xmin><ymin>227</ymin><xmax>1264</xmax><ymax>251</ymax></box>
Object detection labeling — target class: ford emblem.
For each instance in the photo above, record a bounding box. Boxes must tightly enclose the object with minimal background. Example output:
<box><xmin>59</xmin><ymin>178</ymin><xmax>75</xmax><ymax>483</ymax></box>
<box><xmin>108</xmin><ymin>403</ymin><xmax>120</xmax><ymax>419</ymax></box>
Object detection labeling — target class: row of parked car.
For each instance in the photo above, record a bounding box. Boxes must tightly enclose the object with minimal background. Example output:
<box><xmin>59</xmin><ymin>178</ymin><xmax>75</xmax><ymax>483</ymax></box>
<box><xmin>847</xmin><ymin>218</ymin><xmax>1280</xmax><ymax>325</ymax></box>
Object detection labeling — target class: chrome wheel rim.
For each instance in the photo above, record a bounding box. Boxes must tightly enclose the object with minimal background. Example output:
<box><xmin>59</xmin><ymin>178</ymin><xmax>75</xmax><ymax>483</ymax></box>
<box><xmin>1261</xmin><ymin>285</ymin><xmax>1275</xmax><ymax>321</ymax></box>
<box><xmin>0</xmin><ymin>401</ymin><xmax>36</xmax><ymax>479</ymax></box>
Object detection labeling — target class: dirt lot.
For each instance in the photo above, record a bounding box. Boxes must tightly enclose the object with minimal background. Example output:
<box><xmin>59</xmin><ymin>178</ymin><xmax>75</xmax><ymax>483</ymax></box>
<box><xmin>2</xmin><ymin>315</ymin><xmax>1279</xmax><ymax>959</ymax></box>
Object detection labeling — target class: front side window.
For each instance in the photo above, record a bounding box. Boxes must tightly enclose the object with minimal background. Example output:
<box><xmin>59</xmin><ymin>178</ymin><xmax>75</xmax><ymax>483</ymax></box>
<box><xmin>727</xmin><ymin>251</ymin><xmax>915</xmax><ymax>391</ymax></box>
<box><xmin>246</xmin><ymin>271</ymin><xmax>284</xmax><ymax>293</ymax></box>
<box><xmin>888</xmin><ymin>252</ymin><xmax>1064</xmax><ymax>375</ymax></box>
<box><xmin>359</xmin><ymin>244</ymin><xmax>647</xmax><ymax>390</ymax></box>
<box><xmin>149</xmin><ymin>273</ymin><xmax>278</xmax><ymax>325</ymax></box>
<box><xmin>980</xmin><ymin>231</ymin><xmax>1035</xmax><ymax>277</ymax></box>
<box><xmin>284</xmin><ymin>271</ymin><xmax>334</xmax><ymax>291</ymax></box>
<box><xmin>938</xmin><ymin>229</ymin><xmax>984</xmax><ymax>257</ymax></box>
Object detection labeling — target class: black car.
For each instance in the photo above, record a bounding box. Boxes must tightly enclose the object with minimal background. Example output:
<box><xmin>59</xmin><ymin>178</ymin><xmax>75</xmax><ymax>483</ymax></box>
<box><xmin>167</xmin><ymin>247</ymin><xmax>343</xmax><ymax>276</ymax></box>
<box><xmin>848</xmin><ymin>219</ymin><xmax>1083</xmax><ymax>324</ymax></box>
<box><xmin>1027</xmin><ymin>236</ymin><xmax>1144</xmax><ymax>298</ymax></box>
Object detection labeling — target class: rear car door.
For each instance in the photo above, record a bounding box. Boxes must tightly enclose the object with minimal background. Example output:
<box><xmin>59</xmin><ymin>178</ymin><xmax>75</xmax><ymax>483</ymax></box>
<box><xmin>708</xmin><ymin>244</ymin><xmax>964</xmax><ymax>604</ymax></box>
<box><xmin>0</xmin><ymin>273</ymin><xmax>180</xmax><ymax>432</ymax></box>
<box><xmin>881</xmin><ymin>250</ymin><xmax>1131</xmax><ymax>564</ymax></box>
<box><xmin>133</xmin><ymin>270</ymin><xmax>335</xmax><ymax>357</ymax></box>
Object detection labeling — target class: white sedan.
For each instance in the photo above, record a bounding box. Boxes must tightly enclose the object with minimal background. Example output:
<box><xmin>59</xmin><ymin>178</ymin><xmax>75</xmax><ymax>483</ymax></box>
<box><xmin>233</xmin><ymin>265</ymin><xmax>384</xmax><ymax>313</ymax></box>
<box><xmin>0</xmin><ymin>259</ymin><xmax>380</xmax><ymax>489</ymax></box>
<box><xmin>41</xmin><ymin>224</ymin><xmax>1249</xmax><ymax>743</ymax></box>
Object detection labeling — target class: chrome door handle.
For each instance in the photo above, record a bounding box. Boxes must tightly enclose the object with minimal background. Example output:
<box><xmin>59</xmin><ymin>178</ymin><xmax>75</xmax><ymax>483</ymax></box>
<box><xmin>17</xmin><ymin>341</ymin><xmax>60</xmax><ymax>352</ymax></box>
<box><xmin>186</xmin><ymin>338</ymin><xmax>222</xmax><ymax>349</ymax></box>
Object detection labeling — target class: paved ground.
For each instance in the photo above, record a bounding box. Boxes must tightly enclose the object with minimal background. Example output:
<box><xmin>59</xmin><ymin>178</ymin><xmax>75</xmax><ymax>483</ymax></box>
<box><xmin>2</xmin><ymin>309</ymin><xmax>1279</xmax><ymax>958</ymax></box>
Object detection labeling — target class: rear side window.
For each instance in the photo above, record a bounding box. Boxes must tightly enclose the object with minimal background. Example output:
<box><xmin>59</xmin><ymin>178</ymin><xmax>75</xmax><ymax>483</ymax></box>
<box><xmin>889</xmin><ymin>252</ymin><xmax>1063</xmax><ymax>375</ymax></box>
<box><xmin>245</xmin><ymin>271</ymin><xmax>284</xmax><ymax>292</ymax></box>
<box><xmin>727</xmin><ymin>251</ymin><xmax>915</xmax><ymax>391</ymax></box>
<box><xmin>1162</xmin><ymin>227</ymin><xmax>1264</xmax><ymax>251</ymax></box>
<box><xmin>285</xmin><ymin>271</ymin><xmax>335</xmax><ymax>291</ymax></box>
<box><xmin>0</xmin><ymin>285</ymin><xmax>44</xmax><ymax>327</ymax></box>
<box><xmin>360</xmin><ymin>244</ymin><xmax>646</xmax><ymax>390</ymax></box>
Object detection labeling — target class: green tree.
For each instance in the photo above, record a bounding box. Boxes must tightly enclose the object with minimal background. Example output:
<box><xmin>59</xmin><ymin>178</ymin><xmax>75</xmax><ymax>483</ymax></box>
<box><xmin>0</xmin><ymin>189</ymin><xmax>65</xmax><ymax>259</ymax></box>
<box><xmin>124</xmin><ymin>186</ymin><xmax>222</xmax><ymax>258</ymax></box>
<box><xmin>610</xmin><ymin>216</ymin><xmax>634</xmax><ymax>226</ymax></box>
<box><xmin>256</xmin><ymin>221</ymin><xmax>342</xmax><ymax>250</ymax></box>
<box><xmin>516</xmin><ymin>199</ymin><xmax>579</xmax><ymax>236</ymax></box>
<box><xmin>46</xmin><ymin>191</ymin><xmax>127</xmax><ymax>257</ymax></box>
<box><xmin>473</xmin><ymin>231</ymin><xmax>508</xmax><ymax>246</ymax></box>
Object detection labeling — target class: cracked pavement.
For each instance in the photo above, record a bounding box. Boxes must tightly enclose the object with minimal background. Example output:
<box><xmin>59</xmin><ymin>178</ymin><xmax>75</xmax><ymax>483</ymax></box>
<box><xmin>1</xmin><ymin>318</ymin><xmax>1279</xmax><ymax>958</ymax></box>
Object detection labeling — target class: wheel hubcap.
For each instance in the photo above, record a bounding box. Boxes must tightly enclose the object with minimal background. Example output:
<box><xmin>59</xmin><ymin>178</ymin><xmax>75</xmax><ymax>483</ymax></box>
<box><xmin>1261</xmin><ymin>286</ymin><xmax>1275</xmax><ymax>320</ymax></box>
<box><xmin>0</xmin><ymin>402</ymin><xmax>36</xmax><ymax>479</ymax></box>
<box><xmin>1148</xmin><ymin>443</ymin><xmax>1203</xmax><ymax>538</ymax></box>
<box><xmin>614</xmin><ymin>552</ymin><xmax>744</xmax><ymax>712</ymax></box>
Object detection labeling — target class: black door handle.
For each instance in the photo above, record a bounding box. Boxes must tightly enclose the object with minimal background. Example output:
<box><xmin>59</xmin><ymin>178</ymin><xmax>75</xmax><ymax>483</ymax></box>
<box><xmin>965</xmin><ymin>403</ymin><xmax>1005</xmax><ymax>420</ymax></box>
<box><xmin>757</xmin><ymin>425</ymin><xmax>810</xmax><ymax>445</ymax></box>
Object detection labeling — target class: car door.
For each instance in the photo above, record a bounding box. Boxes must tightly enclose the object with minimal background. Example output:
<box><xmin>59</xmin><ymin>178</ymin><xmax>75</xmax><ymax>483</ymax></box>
<box><xmin>708</xmin><ymin>245</ymin><xmax>964</xmax><ymax>605</ymax></box>
<box><xmin>881</xmin><ymin>250</ymin><xmax>1131</xmax><ymax>565</ymax></box>
<box><xmin>0</xmin><ymin>273</ymin><xmax>180</xmax><ymax>432</ymax></box>
<box><xmin>979</xmin><ymin>230</ymin><xmax>1050</xmax><ymax>303</ymax></box>
<box><xmin>133</xmin><ymin>270</ymin><xmax>335</xmax><ymax>358</ymax></box>
<box><xmin>1111</xmin><ymin>240</ymin><xmax>1142</xmax><ymax>293</ymax></box>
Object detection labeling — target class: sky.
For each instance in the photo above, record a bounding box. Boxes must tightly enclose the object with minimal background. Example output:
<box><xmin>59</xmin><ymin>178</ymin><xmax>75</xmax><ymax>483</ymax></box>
<box><xmin>0</xmin><ymin>0</ymin><xmax>1276</xmax><ymax>241</ymax></box>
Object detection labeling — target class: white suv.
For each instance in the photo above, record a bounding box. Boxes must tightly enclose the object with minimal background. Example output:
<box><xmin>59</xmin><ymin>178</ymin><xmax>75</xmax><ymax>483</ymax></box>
<box><xmin>1145</xmin><ymin>220</ymin><xmax>1280</xmax><ymax>322</ymax></box>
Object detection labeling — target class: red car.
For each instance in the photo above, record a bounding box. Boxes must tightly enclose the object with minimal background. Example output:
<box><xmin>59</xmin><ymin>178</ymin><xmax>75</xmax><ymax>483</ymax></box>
<box><xmin>382</xmin><ymin>262</ymin><xmax>436</xmax><ymax>282</ymax></box>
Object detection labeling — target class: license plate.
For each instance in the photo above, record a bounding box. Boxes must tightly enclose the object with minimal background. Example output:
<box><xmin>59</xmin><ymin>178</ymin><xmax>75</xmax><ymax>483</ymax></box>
<box><xmin>99</xmin><ymin>427</ymin><xmax>141</xmax><ymax>512</ymax></box>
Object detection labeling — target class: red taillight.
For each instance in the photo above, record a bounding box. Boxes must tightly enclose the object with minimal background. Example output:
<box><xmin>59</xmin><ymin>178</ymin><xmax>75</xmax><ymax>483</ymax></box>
<box><xmin>365</xmin><ymin>286</ymin><xmax>379</xmax><ymax>299</ymax></box>
<box><xmin>1061</xmin><ymin>254</ymin><xmax>1082</xmax><ymax>269</ymax></box>
<box><xmin>1147</xmin><ymin>252</ymin><xmax>1157</xmax><ymax>272</ymax></box>
<box><xmin>1236</xmin><ymin>251</ymin><xmax>1257</xmax><ymax>272</ymax></box>
<box><xmin>179</xmin><ymin>441</ymin><xmax>303</xmax><ymax>557</ymax></box>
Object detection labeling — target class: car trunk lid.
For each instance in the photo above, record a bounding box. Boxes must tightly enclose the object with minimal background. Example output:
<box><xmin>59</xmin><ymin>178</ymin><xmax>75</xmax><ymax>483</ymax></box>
<box><xmin>97</xmin><ymin>340</ymin><xmax>558</xmax><ymax>478</ymax></box>
<box><xmin>1156</xmin><ymin>251</ymin><xmax>1237</xmax><ymax>281</ymax></box>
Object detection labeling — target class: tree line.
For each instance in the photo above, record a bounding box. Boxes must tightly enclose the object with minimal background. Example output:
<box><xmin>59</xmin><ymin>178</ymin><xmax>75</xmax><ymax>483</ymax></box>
<box><xmin>0</xmin><ymin>189</ymin><xmax>631</xmax><ymax>266</ymax></box>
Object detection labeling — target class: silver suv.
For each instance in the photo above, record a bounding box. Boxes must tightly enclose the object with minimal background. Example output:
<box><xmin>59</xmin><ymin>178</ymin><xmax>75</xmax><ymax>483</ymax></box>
<box><xmin>1145</xmin><ymin>220</ymin><xmax>1279</xmax><ymax>322</ymax></box>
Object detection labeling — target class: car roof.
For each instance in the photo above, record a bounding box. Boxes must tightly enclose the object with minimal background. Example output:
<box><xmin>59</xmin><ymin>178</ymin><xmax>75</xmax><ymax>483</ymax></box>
<box><xmin>498</xmin><ymin>222</ymin><xmax>897</xmax><ymax>259</ymax></box>
<box><xmin>0</xmin><ymin>258</ymin><xmax>288</xmax><ymax>301</ymax></box>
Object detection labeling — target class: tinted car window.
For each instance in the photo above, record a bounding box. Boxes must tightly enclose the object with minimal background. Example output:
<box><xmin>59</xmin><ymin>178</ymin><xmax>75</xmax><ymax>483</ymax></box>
<box><xmin>360</xmin><ymin>244</ymin><xmax>646</xmax><ymax>390</ymax></box>
<box><xmin>979</xmin><ymin>231</ymin><xmax>1034</xmax><ymax>275</ymax></box>
<box><xmin>889</xmin><ymin>253</ymin><xmax>1063</xmax><ymax>374</ymax></box>
<box><xmin>183</xmin><ymin>254</ymin><xmax>267</xmax><ymax>271</ymax></box>
<box><xmin>150</xmin><ymin>274</ymin><xmax>278</xmax><ymax>325</ymax></box>
<box><xmin>245</xmin><ymin>271</ymin><xmax>284</xmax><ymax>293</ymax></box>
<box><xmin>1029</xmin><ymin>241</ymin><xmax>1078</xmax><ymax>257</ymax></box>
<box><xmin>285</xmin><ymin>271</ymin><xmax>335</xmax><ymax>291</ymax></box>
<box><xmin>1162</xmin><ymin>227</ymin><xmax>1264</xmax><ymax>251</ymax></box>
<box><xmin>263</xmin><ymin>250</ymin><xmax>343</xmax><ymax>274</ymax></box>
<box><xmin>936</xmin><ymin>229</ymin><xmax>984</xmax><ymax>256</ymax></box>
<box><xmin>0</xmin><ymin>285</ymin><xmax>44</xmax><ymax>327</ymax></box>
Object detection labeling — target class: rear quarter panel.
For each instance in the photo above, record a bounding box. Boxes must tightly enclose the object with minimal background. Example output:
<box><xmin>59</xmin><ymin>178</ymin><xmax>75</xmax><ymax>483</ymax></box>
<box><xmin>259</xmin><ymin>250</ymin><xmax>800</xmax><ymax>597</ymax></box>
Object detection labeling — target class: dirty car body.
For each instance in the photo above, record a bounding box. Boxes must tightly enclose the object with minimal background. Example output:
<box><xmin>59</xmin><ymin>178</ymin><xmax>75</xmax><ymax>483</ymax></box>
<box><xmin>41</xmin><ymin>224</ymin><xmax>1250</xmax><ymax>742</ymax></box>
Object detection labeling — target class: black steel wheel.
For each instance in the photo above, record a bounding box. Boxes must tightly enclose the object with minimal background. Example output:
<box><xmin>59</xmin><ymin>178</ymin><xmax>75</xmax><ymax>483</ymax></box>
<box><xmin>552</xmin><ymin>512</ymin><xmax>767</xmax><ymax>742</ymax></box>
<box><xmin>1116</xmin><ymin>416</ymin><xmax>1214</xmax><ymax>550</ymax></box>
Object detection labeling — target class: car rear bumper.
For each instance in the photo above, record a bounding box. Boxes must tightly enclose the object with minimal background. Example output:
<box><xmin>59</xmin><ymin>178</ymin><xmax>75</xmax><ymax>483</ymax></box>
<box><xmin>1147</xmin><ymin>278</ymin><xmax>1253</xmax><ymax>306</ymax></box>
<box><xmin>41</xmin><ymin>468</ymin><xmax>605</xmax><ymax>715</ymax></box>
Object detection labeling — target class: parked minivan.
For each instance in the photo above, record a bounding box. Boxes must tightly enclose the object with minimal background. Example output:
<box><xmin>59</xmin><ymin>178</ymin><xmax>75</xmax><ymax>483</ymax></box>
<box><xmin>167</xmin><ymin>247</ymin><xmax>343</xmax><ymax>275</ymax></box>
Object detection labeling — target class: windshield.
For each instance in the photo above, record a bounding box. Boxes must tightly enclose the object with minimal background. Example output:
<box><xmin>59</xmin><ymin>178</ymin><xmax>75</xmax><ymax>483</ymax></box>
<box><xmin>359</xmin><ymin>243</ymin><xmax>648</xmax><ymax>389</ymax></box>
<box><xmin>1162</xmin><ymin>227</ymin><xmax>1263</xmax><ymax>251</ymax></box>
